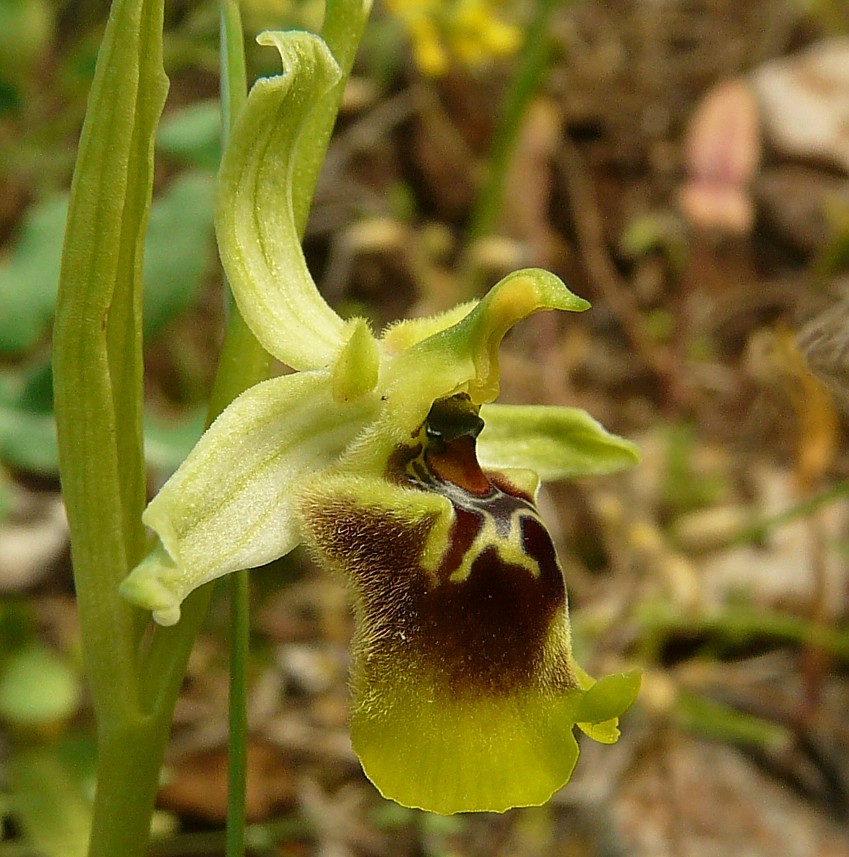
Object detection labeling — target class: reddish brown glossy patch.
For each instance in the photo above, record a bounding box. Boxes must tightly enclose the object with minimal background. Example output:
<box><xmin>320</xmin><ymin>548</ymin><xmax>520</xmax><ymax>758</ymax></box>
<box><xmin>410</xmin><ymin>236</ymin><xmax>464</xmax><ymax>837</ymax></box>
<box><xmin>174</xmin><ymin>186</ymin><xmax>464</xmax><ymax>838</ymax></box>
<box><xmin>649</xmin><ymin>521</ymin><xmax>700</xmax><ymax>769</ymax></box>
<box><xmin>426</xmin><ymin>435</ymin><xmax>491</xmax><ymax>495</ymax></box>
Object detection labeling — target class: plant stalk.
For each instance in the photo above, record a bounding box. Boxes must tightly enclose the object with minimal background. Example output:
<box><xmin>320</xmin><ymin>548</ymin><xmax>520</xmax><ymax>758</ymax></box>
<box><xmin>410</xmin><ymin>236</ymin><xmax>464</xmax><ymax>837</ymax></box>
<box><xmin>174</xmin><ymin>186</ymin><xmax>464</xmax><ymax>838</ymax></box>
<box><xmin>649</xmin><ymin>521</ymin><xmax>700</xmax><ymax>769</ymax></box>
<box><xmin>463</xmin><ymin>0</ymin><xmax>566</xmax><ymax>293</ymax></box>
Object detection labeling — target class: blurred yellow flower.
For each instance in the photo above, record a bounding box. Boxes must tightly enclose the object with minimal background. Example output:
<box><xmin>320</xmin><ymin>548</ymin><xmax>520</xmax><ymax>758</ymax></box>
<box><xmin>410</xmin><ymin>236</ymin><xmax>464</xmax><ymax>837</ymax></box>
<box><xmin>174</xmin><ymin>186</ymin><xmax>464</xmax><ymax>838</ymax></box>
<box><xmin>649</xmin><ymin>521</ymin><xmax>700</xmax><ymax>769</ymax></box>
<box><xmin>385</xmin><ymin>0</ymin><xmax>522</xmax><ymax>75</ymax></box>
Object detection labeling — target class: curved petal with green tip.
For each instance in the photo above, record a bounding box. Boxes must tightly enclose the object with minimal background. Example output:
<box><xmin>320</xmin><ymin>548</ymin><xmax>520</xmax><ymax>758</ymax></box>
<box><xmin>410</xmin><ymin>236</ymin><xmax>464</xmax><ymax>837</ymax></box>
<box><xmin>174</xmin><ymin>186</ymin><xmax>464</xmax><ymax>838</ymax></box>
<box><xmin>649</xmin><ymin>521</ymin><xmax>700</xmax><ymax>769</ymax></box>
<box><xmin>215</xmin><ymin>31</ymin><xmax>345</xmax><ymax>370</ymax></box>
<box><xmin>120</xmin><ymin>372</ymin><xmax>380</xmax><ymax>624</ymax></box>
<box><xmin>478</xmin><ymin>404</ymin><xmax>641</xmax><ymax>480</ymax></box>
<box><xmin>386</xmin><ymin>268</ymin><xmax>589</xmax><ymax>409</ymax></box>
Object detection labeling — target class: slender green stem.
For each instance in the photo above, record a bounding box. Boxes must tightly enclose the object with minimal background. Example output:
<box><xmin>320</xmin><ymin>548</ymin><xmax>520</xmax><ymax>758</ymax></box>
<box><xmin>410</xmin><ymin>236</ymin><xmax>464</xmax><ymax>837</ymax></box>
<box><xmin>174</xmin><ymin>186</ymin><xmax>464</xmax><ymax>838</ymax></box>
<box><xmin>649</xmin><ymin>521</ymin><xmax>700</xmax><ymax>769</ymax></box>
<box><xmin>291</xmin><ymin>0</ymin><xmax>372</xmax><ymax>231</ymax></box>
<box><xmin>462</xmin><ymin>0</ymin><xmax>566</xmax><ymax>292</ymax></box>
<box><xmin>220</xmin><ymin>0</ymin><xmax>248</xmax><ymax>137</ymax></box>
<box><xmin>218</xmin><ymin>7</ymin><xmax>254</xmax><ymax>853</ymax></box>
<box><xmin>227</xmin><ymin>570</ymin><xmax>251</xmax><ymax>857</ymax></box>
<box><xmin>729</xmin><ymin>478</ymin><xmax>849</xmax><ymax>545</ymax></box>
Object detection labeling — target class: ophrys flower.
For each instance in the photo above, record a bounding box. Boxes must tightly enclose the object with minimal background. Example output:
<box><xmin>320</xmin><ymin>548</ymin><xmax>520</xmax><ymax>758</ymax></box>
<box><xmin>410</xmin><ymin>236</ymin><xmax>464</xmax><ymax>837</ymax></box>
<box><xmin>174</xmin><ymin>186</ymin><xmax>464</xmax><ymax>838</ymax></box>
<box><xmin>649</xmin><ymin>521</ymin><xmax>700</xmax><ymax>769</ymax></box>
<box><xmin>121</xmin><ymin>30</ymin><xmax>640</xmax><ymax>814</ymax></box>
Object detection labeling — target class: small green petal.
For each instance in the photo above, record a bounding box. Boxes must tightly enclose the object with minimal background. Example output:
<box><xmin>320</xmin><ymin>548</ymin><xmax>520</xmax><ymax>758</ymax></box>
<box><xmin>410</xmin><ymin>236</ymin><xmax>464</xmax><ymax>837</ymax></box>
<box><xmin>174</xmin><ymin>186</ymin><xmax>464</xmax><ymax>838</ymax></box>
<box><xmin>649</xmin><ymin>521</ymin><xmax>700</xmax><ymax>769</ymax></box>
<box><xmin>391</xmin><ymin>268</ymin><xmax>587</xmax><ymax>408</ymax></box>
<box><xmin>456</xmin><ymin>268</ymin><xmax>589</xmax><ymax>403</ymax></box>
<box><xmin>120</xmin><ymin>372</ymin><xmax>379</xmax><ymax>624</ymax></box>
<box><xmin>331</xmin><ymin>318</ymin><xmax>380</xmax><ymax>403</ymax></box>
<box><xmin>118</xmin><ymin>545</ymin><xmax>183</xmax><ymax>626</ymax></box>
<box><xmin>215</xmin><ymin>30</ymin><xmax>345</xmax><ymax>371</ymax></box>
<box><xmin>478</xmin><ymin>404</ymin><xmax>641</xmax><ymax>481</ymax></box>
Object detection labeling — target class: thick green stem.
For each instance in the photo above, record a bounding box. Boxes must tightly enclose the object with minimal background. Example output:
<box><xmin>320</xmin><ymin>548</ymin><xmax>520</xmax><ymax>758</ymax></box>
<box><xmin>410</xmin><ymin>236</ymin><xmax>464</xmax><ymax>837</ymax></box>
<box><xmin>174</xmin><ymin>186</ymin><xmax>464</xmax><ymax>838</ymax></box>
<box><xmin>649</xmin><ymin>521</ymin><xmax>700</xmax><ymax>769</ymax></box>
<box><xmin>87</xmin><ymin>720</ymin><xmax>169</xmax><ymax>857</ymax></box>
<box><xmin>53</xmin><ymin>0</ymin><xmax>168</xmax><ymax>849</ymax></box>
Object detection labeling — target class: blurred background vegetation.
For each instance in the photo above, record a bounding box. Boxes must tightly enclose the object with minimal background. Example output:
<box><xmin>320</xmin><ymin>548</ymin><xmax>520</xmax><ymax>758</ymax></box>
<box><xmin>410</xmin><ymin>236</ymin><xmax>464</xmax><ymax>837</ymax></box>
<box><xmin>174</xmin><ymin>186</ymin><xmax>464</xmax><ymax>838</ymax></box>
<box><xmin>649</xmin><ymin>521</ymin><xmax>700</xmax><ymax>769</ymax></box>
<box><xmin>1</xmin><ymin>0</ymin><xmax>849</xmax><ymax>854</ymax></box>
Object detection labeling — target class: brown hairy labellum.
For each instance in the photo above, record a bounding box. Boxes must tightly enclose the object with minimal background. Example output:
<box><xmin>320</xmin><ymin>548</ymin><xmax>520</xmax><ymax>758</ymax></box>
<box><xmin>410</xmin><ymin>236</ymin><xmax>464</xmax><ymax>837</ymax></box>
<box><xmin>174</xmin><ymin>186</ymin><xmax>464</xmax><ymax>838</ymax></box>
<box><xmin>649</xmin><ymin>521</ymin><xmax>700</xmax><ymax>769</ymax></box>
<box><xmin>302</xmin><ymin>395</ymin><xmax>576</xmax><ymax>702</ymax></box>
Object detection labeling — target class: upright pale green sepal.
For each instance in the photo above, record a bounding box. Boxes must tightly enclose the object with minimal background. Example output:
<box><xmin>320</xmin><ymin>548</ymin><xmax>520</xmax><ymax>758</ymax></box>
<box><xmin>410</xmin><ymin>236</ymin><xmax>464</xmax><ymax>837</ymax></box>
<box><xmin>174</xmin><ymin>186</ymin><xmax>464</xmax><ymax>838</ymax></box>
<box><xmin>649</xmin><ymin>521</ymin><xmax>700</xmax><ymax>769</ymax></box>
<box><xmin>390</xmin><ymin>268</ymin><xmax>588</xmax><ymax>407</ymax></box>
<box><xmin>215</xmin><ymin>31</ymin><xmax>345</xmax><ymax>371</ymax></box>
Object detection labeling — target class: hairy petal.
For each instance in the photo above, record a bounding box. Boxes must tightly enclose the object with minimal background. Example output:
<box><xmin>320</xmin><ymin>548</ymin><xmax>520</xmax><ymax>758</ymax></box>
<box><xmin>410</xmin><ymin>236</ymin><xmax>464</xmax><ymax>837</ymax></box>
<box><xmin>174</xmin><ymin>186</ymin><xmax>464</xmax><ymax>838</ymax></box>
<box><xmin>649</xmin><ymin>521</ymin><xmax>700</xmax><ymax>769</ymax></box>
<box><xmin>478</xmin><ymin>404</ymin><xmax>641</xmax><ymax>480</ymax></box>
<box><xmin>120</xmin><ymin>372</ymin><xmax>379</xmax><ymax>624</ymax></box>
<box><xmin>215</xmin><ymin>30</ymin><xmax>345</xmax><ymax>370</ymax></box>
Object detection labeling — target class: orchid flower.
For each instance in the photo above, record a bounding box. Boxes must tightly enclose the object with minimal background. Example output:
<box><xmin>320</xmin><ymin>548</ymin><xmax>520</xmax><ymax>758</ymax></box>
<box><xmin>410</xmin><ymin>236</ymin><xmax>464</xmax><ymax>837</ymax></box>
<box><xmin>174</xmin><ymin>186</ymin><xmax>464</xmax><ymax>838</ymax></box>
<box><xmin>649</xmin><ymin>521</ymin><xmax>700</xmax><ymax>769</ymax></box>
<box><xmin>120</xmin><ymin>30</ymin><xmax>640</xmax><ymax>814</ymax></box>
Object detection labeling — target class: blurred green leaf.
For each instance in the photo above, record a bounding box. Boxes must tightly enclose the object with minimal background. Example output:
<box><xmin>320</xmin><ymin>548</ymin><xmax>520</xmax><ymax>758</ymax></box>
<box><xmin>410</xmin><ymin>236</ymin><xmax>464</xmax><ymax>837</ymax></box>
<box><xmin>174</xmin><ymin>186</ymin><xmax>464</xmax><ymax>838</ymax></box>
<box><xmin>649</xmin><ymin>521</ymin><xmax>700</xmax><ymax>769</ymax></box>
<box><xmin>143</xmin><ymin>408</ymin><xmax>204</xmax><ymax>474</ymax></box>
<box><xmin>156</xmin><ymin>100</ymin><xmax>221</xmax><ymax>170</ymax></box>
<box><xmin>0</xmin><ymin>171</ymin><xmax>214</xmax><ymax>357</ymax></box>
<box><xmin>0</xmin><ymin>77</ymin><xmax>22</xmax><ymax>114</ymax></box>
<box><xmin>0</xmin><ymin>396</ymin><xmax>58</xmax><ymax>473</ymax></box>
<box><xmin>0</xmin><ymin>195</ymin><xmax>68</xmax><ymax>355</ymax></box>
<box><xmin>0</xmin><ymin>603</ymin><xmax>35</xmax><ymax>653</ymax></box>
<box><xmin>0</xmin><ymin>360</ymin><xmax>203</xmax><ymax>475</ymax></box>
<box><xmin>0</xmin><ymin>646</ymin><xmax>81</xmax><ymax>727</ymax></box>
<box><xmin>8</xmin><ymin>743</ymin><xmax>91</xmax><ymax>857</ymax></box>
<box><xmin>0</xmin><ymin>474</ymin><xmax>10</xmax><ymax>522</ymax></box>
<box><xmin>0</xmin><ymin>0</ymin><xmax>54</xmax><ymax>85</ymax></box>
<box><xmin>676</xmin><ymin>690</ymin><xmax>791</xmax><ymax>751</ymax></box>
<box><xmin>662</xmin><ymin>423</ymin><xmax>726</xmax><ymax>514</ymax></box>
<box><xmin>143</xmin><ymin>171</ymin><xmax>216</xmax><ymax>338</ymax></box>
<box><xmin>0</xmin><ymin>362</ymin><xmax>57</xmax><ymax>472</ymax></box>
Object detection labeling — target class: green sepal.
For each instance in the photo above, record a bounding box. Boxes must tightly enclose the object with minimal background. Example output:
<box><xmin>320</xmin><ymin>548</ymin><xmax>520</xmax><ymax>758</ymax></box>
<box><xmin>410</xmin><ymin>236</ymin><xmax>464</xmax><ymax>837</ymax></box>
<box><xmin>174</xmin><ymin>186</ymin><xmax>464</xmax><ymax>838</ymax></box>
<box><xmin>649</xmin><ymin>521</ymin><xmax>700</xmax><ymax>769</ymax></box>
<box><xmin>120</xmin><ymin>372</ymin><xmax>380</xmax><ymax>624</ymax></box>
<box><xmin>386</xmin><ymin>268</ymin><xmax>588</xmax><ymax>409</ymax></box>
<box><xmin>478</xmin><ymin>404</ymin><xmax>641</xmax><ymax>480</ymax></box>
<box><xmin>215</xmin><ymin>30</ymin><xmax>345</xmax><ymax>371</ymax></box>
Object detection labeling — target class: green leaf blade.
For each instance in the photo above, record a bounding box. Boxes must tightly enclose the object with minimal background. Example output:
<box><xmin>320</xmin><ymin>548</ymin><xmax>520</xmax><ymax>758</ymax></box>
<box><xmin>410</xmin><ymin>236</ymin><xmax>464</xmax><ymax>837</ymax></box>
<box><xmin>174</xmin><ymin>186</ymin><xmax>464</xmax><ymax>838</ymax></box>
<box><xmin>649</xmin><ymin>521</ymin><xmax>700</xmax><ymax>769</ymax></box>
<box><xmin>53</xmin><ymin>0</ymin><xmax>169</xmax><ymax>721</ymax></box>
